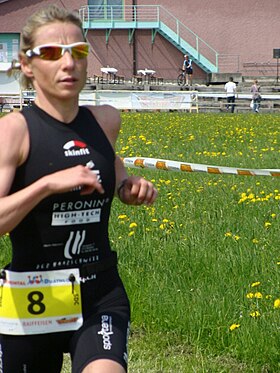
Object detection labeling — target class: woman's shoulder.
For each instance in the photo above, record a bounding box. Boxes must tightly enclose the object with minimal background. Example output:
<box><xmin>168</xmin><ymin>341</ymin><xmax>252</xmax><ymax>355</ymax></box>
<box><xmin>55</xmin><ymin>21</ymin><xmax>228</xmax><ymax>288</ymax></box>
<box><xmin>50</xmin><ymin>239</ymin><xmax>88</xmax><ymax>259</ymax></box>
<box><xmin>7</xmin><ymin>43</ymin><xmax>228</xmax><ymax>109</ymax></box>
<box><xmin>0</xmin><ymin>111</ymin><xmax>27</xmax><ymax>135</ymax></box>
<box><xmin>85</xmin><ymin>105</ymin><xmax>120</xmax><ymax>126</ymax></box>
<box><xmin>0</xmin><ymin>111</ymin><xmax>29</xmax><ymax>166</ymax></box>
<box><xmin>84</xmin><ymin>105</ymin><xmax>121</xmax><ymax>146</ymax></box>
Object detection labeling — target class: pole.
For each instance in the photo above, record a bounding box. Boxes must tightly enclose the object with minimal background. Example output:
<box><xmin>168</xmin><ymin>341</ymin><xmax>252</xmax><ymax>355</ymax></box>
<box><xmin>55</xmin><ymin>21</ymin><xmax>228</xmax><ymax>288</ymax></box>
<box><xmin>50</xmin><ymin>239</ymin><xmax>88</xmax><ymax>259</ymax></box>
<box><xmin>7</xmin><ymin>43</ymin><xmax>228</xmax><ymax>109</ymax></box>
<box><xmin>277</xmin><ymin>57</ymin><xmax>279</xmax><ymax>84</ymax></box>
<box><xmin>132</xmin><ymin>0</ymin><xmax>137</xmax><ymax>76</ymax></box>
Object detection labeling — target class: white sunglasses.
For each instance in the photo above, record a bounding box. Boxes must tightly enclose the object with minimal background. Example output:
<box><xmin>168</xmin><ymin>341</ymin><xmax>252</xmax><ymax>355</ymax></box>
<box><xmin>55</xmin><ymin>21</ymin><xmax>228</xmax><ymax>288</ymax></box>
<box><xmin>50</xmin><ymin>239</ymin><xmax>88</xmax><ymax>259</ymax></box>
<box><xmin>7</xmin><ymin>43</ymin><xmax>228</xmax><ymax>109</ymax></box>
<box><xmin>25</xmin><ymin>42</ymin><xmax>89</xmax><ymax>60</ymax></box>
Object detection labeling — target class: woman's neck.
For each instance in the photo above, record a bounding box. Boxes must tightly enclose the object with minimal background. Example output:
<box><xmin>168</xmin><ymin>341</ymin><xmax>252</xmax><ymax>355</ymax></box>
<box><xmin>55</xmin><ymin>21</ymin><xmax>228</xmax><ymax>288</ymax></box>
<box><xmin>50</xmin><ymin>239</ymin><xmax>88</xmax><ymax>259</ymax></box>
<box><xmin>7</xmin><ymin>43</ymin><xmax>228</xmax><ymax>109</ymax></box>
<box><xmin>34</xmin><ymin>95</ymin><xmax>79</xmax><ymax>124</ymax></box>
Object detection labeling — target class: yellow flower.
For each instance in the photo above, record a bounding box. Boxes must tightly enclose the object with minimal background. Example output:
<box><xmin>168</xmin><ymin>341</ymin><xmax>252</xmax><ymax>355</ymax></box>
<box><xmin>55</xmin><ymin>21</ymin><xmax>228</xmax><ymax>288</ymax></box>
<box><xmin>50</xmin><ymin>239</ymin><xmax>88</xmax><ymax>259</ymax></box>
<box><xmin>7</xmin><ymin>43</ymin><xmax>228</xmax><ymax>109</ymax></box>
<box><xmin>251</xmin><ymin>281</ymin><xmax>261</xmax><ymax>287</ymax></box>
<box><xmin>129</xmin><ymin>222</ymin><xmax>137</xmax><ymax>228</ymax></box>
<box><xmin>264</xmin><ymin>222</ymin><xmax>271</xmax><ymax>228</ymax></box>
<box><xmin>128</xmin><ymin>231</ymin><xmax>135</xmax><ymax>237</ymax></box>
<box><xmin>250</xmin><ymin>311</ymin><xmax>261</xmax><ymax>318</ymax></box>
<box><xmin>274</xmin><ymin>299</ymin><xmax>280</xmax><ymax>308</ymax></box>
<box><xmin>254</xmin><ymin>292</ymin><xmax>262</xmax><ymax>299</ymax></box>
<box><xmin>229</xmin><ymin>323</ymin><xmax>240</xmax><ymax>331</ymax></box>
<box><xmin>246</xmin><ymin>292</ymin><xmax>254</xmax><ymax>299</ymax></box>
<box><xmin>118</xmin><ymin>214</ymin><xmax>128</xmax><ymax>220</ymax></box>
<box><xmin>225</xmin><ymin>232</ymin><xmax>232</xmax><ymax>237</ymax></box>
<box><xmin>252</xmin><ymin>238</ymin><xmax>259</xmax><ymax>244</ymax></box>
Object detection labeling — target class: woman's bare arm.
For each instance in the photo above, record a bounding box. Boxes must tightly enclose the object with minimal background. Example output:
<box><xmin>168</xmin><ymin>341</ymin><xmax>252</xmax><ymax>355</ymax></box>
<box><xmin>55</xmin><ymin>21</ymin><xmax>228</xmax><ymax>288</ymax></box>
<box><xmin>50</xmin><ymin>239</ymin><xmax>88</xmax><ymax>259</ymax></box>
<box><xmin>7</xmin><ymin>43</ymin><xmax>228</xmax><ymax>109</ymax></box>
<box><xmin>0</xmin><ymin>112</ymin><xmax>104</xmax><ymax>235</ymax></box>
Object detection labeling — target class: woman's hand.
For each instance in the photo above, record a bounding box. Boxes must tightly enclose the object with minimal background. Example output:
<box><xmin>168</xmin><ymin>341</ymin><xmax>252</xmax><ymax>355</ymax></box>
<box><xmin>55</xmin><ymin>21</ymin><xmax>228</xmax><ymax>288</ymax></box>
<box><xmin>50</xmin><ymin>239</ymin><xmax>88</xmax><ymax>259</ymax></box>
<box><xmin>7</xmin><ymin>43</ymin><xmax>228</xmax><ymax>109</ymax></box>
<box><xmin>43</xmin><ymin>165</ymin><xmax>104</xmax><ymax>196</ymax></box>
<box><xmin>117</xmin><ymin>176</ymin><xmax>157</xmax><ymax>205</ymax></box>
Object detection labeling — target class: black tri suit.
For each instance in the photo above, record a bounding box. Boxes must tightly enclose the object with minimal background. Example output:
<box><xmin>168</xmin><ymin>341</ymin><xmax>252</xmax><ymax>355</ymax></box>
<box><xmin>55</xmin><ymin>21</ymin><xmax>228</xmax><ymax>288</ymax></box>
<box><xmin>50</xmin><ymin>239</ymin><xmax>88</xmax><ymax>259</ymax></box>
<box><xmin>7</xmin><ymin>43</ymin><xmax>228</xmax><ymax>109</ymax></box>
<box><xmin>0</xmin><ymin>104</ymin><xmax>130</xmax><ymax>373</ymax></box>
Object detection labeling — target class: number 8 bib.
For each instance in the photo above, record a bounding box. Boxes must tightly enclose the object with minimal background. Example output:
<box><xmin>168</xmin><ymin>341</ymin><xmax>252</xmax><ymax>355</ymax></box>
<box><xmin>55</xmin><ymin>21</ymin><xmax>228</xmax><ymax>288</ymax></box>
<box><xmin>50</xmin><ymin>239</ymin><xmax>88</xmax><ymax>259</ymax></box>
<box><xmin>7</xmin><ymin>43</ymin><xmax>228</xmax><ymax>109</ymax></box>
<box><xmin>0</xmin><ymin>268</ymin><xmax>83</xmax><ymax>335</ymax></box>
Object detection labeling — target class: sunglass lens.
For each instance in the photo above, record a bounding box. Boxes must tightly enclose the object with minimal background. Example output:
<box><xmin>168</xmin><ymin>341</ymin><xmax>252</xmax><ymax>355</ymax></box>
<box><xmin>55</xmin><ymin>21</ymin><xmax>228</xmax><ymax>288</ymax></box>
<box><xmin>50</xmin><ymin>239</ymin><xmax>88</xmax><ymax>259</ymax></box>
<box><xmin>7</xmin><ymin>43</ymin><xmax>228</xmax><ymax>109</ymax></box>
<box><xmin>39</xmin><ymin>46</ymin><xmax>62</xmax><ymax>60</ymax></box>
<box><xmin>72</xmin><ymin>44</ymin><xmax>89</xmax><ymax>59</ymax></box>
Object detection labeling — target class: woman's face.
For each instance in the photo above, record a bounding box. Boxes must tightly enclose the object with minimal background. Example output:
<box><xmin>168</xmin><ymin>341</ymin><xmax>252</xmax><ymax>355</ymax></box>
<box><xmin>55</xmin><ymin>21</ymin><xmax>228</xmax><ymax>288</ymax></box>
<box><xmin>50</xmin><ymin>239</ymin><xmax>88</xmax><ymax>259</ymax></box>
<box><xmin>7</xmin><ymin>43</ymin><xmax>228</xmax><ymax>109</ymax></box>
<box><xmin>22</xmin><ymin>22</ymin><xmax>87</xmax><ymax>102</ymax></box>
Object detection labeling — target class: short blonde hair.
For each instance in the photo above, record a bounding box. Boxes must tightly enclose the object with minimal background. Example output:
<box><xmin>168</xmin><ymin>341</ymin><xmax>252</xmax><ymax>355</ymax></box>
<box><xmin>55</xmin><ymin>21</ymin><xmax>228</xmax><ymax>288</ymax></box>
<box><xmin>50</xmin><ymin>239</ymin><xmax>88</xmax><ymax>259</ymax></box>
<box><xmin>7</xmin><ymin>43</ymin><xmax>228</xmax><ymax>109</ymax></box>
<box><xmin>8</xmin><ymin>5</ymin><xmax>85</xmax><ymax>89</ymax></box>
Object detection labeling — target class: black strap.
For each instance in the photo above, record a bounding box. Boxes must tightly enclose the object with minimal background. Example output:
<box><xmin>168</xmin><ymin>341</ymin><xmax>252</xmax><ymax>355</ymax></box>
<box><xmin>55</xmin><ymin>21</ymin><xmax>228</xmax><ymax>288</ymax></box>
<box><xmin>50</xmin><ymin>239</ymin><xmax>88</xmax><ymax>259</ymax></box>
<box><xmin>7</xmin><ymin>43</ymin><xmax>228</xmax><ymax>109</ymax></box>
<box><xmin>80</xmin><ymin>251</ymin><xmax>118</xmax><ymax>277</ymax></box>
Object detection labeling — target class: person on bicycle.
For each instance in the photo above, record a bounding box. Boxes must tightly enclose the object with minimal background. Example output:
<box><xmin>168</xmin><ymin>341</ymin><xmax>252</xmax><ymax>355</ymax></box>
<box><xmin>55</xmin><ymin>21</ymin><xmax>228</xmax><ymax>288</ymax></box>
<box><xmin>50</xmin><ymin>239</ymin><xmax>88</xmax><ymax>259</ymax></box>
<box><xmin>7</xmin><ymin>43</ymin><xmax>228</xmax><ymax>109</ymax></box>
<box><xmin>182</xmin><ymin>54</ymin><xmax>193</xmax><ymax>86</ymax></box>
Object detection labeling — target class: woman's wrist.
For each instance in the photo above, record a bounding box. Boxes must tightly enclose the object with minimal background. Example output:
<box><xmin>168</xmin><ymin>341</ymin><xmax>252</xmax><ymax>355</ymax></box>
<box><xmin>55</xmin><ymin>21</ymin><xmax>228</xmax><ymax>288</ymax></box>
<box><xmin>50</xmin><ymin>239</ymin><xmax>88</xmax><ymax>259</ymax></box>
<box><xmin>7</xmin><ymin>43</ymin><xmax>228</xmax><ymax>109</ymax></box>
<box><xmin>117</xmin><ymin>178</ymin><xmax>128</xmax><ymax>200</ymax></box>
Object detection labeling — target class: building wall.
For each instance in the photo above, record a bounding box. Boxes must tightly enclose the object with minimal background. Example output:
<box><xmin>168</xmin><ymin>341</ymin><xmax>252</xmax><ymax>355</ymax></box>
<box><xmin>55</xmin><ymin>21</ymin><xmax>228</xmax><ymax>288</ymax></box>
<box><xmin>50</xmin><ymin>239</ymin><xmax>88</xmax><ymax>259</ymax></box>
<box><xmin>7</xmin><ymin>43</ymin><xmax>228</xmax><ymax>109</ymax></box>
<box><xmin>87</xmin><ymin>29</ymin><xmax>206</xmax><ymax>80</ymax></box>
<box><xmin>143</xmin><ymin>0</ymin><xmax>280</xmax><ymax>74</ymax></box>
<box><xmin>0</xmin><ymin>0</ymin><xmax>279</xmax><ymax>81</ymax></box>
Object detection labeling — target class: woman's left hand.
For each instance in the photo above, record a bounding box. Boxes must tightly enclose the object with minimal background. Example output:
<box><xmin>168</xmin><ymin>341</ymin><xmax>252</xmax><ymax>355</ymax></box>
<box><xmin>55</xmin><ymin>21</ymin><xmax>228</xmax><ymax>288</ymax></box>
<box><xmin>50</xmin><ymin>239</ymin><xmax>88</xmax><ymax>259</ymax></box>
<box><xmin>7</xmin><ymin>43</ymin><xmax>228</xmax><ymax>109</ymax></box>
<box><xmin>117</xmin><ymin>176</ymin><xmax>157</xmax><ymax>206</ymax></box>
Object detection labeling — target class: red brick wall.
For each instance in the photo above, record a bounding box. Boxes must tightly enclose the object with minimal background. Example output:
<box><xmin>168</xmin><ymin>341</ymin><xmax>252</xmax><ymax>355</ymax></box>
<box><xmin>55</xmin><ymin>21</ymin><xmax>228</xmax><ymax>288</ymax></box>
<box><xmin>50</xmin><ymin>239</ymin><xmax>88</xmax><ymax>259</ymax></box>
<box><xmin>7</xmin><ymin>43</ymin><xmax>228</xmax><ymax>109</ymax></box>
<box><xmin>0</xmin><ymin>0</ymin><xmax>279</xmax><ymax>80</ymax></box>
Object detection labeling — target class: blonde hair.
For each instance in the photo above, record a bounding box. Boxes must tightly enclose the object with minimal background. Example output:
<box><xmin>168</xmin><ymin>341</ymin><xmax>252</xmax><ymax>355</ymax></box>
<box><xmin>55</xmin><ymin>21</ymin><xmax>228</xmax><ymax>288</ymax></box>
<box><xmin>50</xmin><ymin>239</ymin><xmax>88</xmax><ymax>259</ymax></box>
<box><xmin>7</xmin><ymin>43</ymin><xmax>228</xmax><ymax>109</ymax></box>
<box><xmin>8</xmin><ymin>5</ymin><xmax>85</xmax><ymax>89</ymax></box>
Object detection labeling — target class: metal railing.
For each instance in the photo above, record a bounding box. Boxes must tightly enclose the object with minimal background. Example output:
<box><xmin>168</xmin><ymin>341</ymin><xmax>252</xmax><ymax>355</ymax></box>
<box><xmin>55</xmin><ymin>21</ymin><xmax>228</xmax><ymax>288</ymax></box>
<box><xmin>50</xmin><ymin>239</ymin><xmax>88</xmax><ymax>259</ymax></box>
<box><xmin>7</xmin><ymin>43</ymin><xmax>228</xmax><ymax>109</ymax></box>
<box><xmin>79</xmin><ymin>5</ymin><xmax>219</xmax><ymax>71</ymax></box>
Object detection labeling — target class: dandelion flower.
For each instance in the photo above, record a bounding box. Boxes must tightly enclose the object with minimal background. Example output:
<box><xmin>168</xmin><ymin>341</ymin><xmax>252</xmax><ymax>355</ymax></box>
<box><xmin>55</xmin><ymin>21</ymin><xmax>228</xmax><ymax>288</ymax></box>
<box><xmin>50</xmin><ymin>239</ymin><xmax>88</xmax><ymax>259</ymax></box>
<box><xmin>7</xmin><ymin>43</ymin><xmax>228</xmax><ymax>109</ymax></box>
<box><xmin>250</xmin><ymin>311</ymin><xmax>261</xmax><ymax>318</ymax></box>
<box><xmin>129</xmin><ymin>222</ymin><xmax>137</xmax><ymax>228</ymax></box>
<box><xmin>274</xmin><ymin>299</ymin><xmax>280</xmax><ymax>309</ymax></box>
<box><xmin>225</xmin><ymin>232</ymin><xmax>232</xmax><ymax>237</ymax></box>
<box><xmin>229</xmin><ymin>323</ymin><xmax>240</xmax><ymax>331</ymax></box>
<box><xmin>246</xmin><ymin>292</ymin><xmax>254</xmax><ymax>299</ymax></box>
<box><xmin>254</xmin><ymin>292</ymin><xmax>263</xmax><ymax>299</ymax></box>
<box><xmin>251</xmin><ymin>281</ymin><xmax>261</xmax><ymax>287</ymax></box>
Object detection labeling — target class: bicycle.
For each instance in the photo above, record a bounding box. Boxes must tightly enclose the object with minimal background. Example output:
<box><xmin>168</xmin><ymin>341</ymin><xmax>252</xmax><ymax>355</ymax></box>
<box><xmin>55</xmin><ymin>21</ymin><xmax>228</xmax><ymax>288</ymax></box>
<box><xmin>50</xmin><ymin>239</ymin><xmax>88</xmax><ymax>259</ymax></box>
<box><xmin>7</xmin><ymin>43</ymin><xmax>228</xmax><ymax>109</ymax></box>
<box><xmin>177</xmin><ymin>69</ymin><xmax>186</xmax><ymax>86</ymax></box>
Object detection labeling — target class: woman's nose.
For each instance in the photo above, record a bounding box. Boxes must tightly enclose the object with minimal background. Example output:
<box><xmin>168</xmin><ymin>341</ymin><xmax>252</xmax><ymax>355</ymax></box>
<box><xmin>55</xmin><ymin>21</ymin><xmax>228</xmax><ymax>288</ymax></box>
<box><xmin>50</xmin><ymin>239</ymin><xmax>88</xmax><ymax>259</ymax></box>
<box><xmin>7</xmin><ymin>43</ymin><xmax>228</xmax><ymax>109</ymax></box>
<box><xmin>61</xmin><ymin>51</ymin><xmax>75</xmax><ymax>68</ymax></box>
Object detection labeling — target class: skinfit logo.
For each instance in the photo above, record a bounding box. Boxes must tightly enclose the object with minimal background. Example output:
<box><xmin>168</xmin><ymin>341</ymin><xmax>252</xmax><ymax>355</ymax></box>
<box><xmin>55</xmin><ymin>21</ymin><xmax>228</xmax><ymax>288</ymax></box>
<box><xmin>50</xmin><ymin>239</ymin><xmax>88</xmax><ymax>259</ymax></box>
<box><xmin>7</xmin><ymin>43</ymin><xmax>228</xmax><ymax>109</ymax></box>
<box><xmin>63</xmin><ymin>140</ymin><xmax>90</xmax><ymax>157</ymax></box>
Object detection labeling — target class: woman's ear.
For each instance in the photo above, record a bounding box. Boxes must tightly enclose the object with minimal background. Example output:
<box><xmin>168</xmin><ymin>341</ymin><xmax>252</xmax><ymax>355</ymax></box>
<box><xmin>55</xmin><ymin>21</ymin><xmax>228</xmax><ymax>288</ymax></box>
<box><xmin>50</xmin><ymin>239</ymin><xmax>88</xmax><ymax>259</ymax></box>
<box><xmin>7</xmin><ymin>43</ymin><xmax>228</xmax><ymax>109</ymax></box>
<box><xmin>20</xmin><ymin>55</ymin><xmax>34</xmax><ymax>79</ymax></box>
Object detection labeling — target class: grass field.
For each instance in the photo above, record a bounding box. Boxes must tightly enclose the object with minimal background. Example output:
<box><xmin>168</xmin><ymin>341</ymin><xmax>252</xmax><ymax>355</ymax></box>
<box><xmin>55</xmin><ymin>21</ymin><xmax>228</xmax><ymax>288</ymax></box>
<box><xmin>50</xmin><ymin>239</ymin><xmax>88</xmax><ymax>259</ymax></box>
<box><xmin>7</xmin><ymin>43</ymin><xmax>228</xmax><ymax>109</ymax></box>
<box><xmin>1</xmin><ymin>112</ymin><xmax>280</xmax><ymax>372</ymax></box>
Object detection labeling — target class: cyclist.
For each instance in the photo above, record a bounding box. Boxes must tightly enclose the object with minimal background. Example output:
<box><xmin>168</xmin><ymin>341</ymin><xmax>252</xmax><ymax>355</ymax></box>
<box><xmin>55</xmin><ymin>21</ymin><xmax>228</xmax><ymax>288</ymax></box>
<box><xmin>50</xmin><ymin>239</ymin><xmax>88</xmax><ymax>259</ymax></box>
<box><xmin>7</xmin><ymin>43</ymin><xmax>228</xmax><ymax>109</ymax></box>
<box><xmin>182</xmin><ymin>54</ymin><xmax>193</xmax><ymax>86</ymax></box>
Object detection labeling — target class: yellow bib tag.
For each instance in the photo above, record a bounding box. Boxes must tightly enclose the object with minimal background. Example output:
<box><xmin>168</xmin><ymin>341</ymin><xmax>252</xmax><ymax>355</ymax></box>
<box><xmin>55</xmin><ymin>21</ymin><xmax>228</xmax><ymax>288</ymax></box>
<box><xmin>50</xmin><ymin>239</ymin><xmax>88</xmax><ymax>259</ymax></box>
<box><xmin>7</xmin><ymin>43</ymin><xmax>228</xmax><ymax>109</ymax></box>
<box><xmin>0</xmin><ymin>268</ymin><xmax>83</xmax><ymax>335</ymax></box>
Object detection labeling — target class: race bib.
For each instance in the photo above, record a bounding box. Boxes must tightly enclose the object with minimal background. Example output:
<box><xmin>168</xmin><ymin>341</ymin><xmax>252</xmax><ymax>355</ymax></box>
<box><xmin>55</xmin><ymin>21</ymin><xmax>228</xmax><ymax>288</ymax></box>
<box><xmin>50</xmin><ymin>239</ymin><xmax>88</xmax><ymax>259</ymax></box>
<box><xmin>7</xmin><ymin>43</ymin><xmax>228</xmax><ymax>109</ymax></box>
<box><xmin>0</xmin><ymin>268</ymin><xmax>83</xmax><ymax>335</ymax></box>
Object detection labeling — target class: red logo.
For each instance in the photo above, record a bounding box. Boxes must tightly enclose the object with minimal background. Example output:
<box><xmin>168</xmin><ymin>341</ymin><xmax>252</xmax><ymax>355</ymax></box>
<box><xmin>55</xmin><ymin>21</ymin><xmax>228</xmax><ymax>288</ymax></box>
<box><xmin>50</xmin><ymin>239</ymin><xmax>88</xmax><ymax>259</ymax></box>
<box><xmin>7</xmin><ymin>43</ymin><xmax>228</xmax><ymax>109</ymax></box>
<box><xmin>63</xmin><ymin>140</ymin><xmax>90</xmax><ymax>157</ymax></box>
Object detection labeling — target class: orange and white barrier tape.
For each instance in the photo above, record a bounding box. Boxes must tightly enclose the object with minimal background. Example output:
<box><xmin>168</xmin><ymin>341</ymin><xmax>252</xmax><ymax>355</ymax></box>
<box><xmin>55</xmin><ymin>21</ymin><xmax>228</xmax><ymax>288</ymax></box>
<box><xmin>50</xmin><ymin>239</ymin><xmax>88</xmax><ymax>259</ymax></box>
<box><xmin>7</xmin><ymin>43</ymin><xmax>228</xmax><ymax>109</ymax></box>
<box><xmin>122</xmin><ymin>157</ymin><xmax>280</xmax><ymax>177</ymax></box>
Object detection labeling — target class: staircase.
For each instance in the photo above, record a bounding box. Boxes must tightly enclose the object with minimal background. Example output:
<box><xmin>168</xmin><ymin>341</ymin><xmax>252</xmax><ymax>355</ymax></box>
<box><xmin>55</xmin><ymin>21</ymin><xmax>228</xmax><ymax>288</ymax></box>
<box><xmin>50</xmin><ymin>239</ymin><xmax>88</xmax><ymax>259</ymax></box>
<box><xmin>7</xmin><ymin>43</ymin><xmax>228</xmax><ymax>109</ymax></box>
<box><xmin>79</xmin><ymin>5</ymin><xmax>219</xmax><ymax>73</ymax></box>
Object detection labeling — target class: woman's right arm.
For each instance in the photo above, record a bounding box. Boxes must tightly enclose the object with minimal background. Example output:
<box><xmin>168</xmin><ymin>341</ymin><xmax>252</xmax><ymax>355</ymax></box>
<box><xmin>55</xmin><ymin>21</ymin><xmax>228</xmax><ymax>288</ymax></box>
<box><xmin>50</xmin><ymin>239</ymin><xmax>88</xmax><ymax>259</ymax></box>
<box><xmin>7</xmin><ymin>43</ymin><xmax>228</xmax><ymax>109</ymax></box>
<box><xmin>0</xmin><ymin>113</ymin><xmax>104</xmax><ymax>236</ymax></box>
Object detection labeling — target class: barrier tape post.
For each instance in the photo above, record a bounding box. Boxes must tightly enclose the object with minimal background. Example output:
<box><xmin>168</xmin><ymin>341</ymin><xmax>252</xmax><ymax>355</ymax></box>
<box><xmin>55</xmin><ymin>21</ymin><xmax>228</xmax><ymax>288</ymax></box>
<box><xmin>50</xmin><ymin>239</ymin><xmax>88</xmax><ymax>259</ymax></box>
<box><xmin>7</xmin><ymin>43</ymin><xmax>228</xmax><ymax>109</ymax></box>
<box><xmin>121</xmin><ymin>157</ymin><xmax>280</xmax><ymax>177</ymax></box>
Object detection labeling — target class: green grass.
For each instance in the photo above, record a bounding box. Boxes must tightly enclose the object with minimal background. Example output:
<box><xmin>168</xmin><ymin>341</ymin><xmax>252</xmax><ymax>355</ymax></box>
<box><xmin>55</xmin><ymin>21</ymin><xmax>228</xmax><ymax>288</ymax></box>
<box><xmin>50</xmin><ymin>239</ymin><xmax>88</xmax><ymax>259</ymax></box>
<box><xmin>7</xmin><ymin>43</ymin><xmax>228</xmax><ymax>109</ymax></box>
<box><xmin>1</xmin><ymin>112</ymin><xmax>280</xmax><ymax>372</ymax></box>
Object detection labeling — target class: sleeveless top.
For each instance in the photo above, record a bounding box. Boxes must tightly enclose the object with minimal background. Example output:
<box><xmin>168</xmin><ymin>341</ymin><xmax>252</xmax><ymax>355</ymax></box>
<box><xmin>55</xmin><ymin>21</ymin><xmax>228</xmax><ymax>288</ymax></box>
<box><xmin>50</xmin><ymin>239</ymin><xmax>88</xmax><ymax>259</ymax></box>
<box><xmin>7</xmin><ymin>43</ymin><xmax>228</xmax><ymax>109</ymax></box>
<box><xmin>9</xmin><ymin>104</ymin><xmax>116</xmax><ymax>272</ymax></box>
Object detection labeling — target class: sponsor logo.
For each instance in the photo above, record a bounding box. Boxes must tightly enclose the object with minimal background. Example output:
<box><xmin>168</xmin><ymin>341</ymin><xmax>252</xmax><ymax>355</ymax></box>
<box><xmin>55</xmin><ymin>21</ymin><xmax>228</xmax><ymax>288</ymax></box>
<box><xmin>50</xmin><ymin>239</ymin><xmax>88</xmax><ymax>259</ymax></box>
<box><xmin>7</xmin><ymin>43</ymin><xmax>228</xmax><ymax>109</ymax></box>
<box><xmin>86</xmin><ymin>160</ymin><xmax>102</xmax><ymax>183</ymax></box>
<box><xmin>51</xmin><ymin>199</ymin><xmax>108</xmax><ymax>226</ymax></box>
<box><xmin>27</xmin><ymin>275</ymin><xmax>43</xmax><ymax>285</ymax></box>
<box><xmin>98</xmin><ymin>315</ymin><xmax>113</xmax><ymax>350</ymax></box>
<box><xmin>35</xmin><ymin>254</ymin><xmax>99</xmax><ymax>271</ymax></box>
<box><xmin>63</xmin><ymin>140</ymin><xmax>90</xmax><ymax>157</ymax></box>
<box><xmin>123</xmin><ymin>321</ymin><xmax>130</xmax><ymax>364</ymax></box>
<box><xmin>64</xmin><ymin>230</ymin><xmax>86</xmax><ymax>259</ymax></box>
<box><xmin>56</xmin><ymin>317</ymin><xmax>79</xmax><ymax>325</ymax></box>
<box><xmin>52</xmin><ymin>209</ymin><xmax>101</xmax><ymax>226</ymax></box>
<box><xmin>53</xmin><ymin>200</ymin><xmax>107</xmax><ymax>211</ymax></box>
<box><xmin>22</xmin><ymin>320</ymin><xmax>53</xmax><ymax>327</ymax></box>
